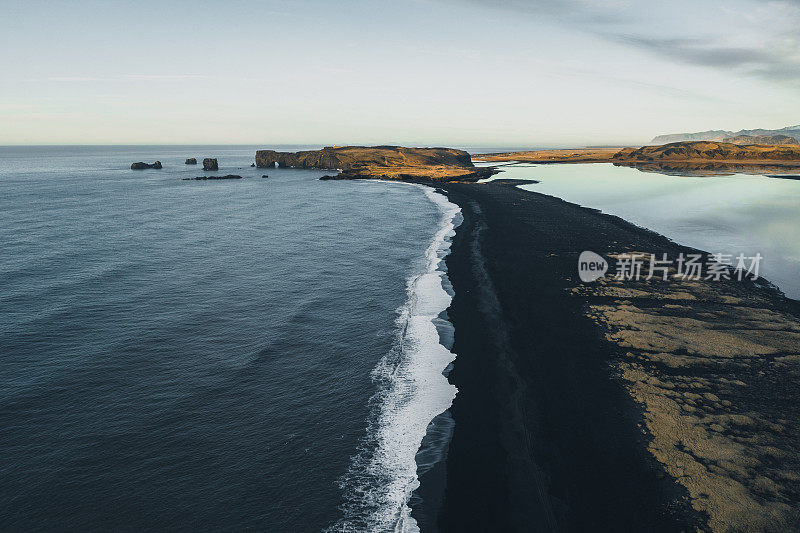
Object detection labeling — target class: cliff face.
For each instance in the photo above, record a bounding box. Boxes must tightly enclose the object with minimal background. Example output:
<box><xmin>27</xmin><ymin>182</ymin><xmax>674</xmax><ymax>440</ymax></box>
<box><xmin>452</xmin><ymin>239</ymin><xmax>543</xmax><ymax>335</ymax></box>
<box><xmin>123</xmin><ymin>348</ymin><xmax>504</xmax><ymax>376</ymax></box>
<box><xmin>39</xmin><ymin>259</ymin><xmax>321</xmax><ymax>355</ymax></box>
<box><xmin>256</xmin><ymin>147</ymin><xmax>343</xmax><ymax>169</ymax></box>
<box><xmin>256</xmin><ymin>146</ymin><xmax>472</xmax><ymax>169</ymax></box>
<box><xmin>613</xmin><ymin>141</ymin><xmax>800</xmax><ymax>162</ymax></box>
<box><xmin>255</xmin><ymin>146</ymin><xmax>494</xmax><ymax>181</ymax></box>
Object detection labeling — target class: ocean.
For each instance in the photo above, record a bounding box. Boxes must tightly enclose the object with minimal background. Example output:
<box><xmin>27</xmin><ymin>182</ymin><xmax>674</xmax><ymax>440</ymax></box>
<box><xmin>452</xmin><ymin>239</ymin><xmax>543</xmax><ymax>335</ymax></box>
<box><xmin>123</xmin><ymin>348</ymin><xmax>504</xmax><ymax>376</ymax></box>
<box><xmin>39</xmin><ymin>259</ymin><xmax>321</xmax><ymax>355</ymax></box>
<box><xmin>0</xmin><ymin>146</ymin><xmax>460</xmax><ymax>531</ymax></box>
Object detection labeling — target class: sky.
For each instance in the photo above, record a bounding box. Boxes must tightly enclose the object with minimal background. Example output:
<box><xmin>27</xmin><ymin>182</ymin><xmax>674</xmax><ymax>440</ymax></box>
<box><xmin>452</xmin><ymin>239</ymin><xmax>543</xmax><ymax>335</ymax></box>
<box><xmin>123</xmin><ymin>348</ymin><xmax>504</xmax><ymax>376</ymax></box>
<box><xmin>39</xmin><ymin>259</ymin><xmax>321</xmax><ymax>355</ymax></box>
<box><xmin>1</xmin><ymin>0</ymin><xmax>799</xmax><ymax>147</ymax></box>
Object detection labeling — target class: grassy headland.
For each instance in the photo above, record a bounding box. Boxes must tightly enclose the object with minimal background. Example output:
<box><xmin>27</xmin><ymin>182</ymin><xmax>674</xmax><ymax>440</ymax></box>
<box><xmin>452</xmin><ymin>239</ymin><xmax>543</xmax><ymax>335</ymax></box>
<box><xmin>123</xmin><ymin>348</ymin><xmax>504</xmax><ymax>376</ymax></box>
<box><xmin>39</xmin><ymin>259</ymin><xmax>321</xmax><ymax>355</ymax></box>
<box><xmin>255</xmin><ymin>146</ymin><xmax>497</xmax><ymax>181</ymax></box>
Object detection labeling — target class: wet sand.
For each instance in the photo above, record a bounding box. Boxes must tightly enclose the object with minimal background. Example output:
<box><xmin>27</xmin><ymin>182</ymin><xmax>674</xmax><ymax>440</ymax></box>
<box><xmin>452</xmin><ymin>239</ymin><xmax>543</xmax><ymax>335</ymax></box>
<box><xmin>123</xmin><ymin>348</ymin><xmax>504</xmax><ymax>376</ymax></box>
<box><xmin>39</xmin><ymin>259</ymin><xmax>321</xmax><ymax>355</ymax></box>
<box><xmin>417</xmin><ymin>180</ymin><xmax>800</xmax><ymax>531</ymax></box>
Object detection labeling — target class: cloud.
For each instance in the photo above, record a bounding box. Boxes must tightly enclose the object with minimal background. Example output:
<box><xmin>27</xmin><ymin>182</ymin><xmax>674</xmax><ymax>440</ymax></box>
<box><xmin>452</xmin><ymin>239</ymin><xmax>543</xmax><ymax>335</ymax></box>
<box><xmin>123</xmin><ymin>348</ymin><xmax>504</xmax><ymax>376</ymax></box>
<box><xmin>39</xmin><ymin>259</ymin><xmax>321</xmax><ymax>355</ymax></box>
<box><xmin>448</xmin><ymin>0</ymin><xmax>800</xmax><ymax>84</ymax></box>
<box><xmin>46</xmin><ymin>76</ymin><xmax>111</xmax><ymax>82</ymax></box>
<box><xmin>457</xmin><ymin>0</ymin><xmax>632</xmax><ymax>23</ymax></box>
<box><xmin>616</xmin><ymin>37</ymin><xmax>772</xmax><ymax>68</ymax></box>
<box><xmin>613</xmin><ymin>34</ymin><xmax>800</xmax><ymax>82</ymax></box>
<box><xmin>121</xmin><ymin>74</ymin><xmax>209</xmax><ymax>80</ymax></box>
<box><xmin>42</xmin><ymin>75</ymin><xmax>209</xmax><ymax>82</ymax></box>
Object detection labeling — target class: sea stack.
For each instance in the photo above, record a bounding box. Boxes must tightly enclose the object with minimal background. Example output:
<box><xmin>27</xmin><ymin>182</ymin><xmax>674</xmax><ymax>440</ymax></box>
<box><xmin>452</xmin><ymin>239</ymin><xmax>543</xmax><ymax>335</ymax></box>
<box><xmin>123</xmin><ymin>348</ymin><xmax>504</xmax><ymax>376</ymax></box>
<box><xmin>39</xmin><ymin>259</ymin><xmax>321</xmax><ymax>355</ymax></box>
<box><xmin>203</xmin><ymin>158</ymin><xmax>218</xmax><ymax>171</ymax></box>
<box><xmin>131</xmin><ymin>161</ymin><xmax>162</xmax><ymax>170</ymax></box>
<box><xmin>185</xmin><ymin>158</ymin><xmax>197</xmax><ymax>165</ymax></box>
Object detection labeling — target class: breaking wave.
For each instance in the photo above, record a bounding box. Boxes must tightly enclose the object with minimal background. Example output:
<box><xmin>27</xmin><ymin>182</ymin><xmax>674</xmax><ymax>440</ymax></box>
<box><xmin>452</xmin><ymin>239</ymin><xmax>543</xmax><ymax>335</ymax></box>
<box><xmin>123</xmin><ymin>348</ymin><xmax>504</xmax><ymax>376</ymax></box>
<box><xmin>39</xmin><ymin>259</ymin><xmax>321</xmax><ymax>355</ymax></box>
<box><xmin>328</xmin><ymin>185</ymin><xmax>461</xmax><ymax>532</ymax></box>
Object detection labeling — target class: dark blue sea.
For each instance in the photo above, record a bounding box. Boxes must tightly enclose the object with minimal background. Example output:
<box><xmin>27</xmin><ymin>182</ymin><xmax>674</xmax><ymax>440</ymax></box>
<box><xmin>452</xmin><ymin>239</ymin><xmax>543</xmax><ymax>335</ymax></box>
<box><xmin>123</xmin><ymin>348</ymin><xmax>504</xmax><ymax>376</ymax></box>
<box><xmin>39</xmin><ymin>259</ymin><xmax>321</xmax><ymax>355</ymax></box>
<box><xmin>0</xmin><ymin>146</ymin><xmax>461</xmax><ymax>531</ymax></box>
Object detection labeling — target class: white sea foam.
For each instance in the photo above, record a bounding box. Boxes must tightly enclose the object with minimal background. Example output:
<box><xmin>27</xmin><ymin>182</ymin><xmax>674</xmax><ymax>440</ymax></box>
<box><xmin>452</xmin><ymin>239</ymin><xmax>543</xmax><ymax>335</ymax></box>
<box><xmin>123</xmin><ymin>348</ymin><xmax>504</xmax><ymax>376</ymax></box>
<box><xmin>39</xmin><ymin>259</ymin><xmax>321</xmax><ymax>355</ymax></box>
<box><xmin>329</xmin><ymin>185</ymin><xmax>461</xmax><ymax>533</ymax></box>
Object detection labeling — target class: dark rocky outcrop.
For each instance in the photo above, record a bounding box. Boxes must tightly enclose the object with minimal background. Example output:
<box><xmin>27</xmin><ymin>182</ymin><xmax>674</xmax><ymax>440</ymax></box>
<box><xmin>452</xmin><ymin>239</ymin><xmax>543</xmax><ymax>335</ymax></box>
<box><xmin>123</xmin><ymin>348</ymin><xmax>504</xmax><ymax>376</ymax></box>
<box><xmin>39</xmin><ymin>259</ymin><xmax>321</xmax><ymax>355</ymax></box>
<box><xmin>185</xmin><ymin>158</ymin><xmax>197</xmax><ymax>165</ymax></box>
<box><xmin>182</xmin><ymin>174</ymin><xmax>242</xmax><ymax>181</ymax></box>
<box><xmin>767</xmin><ymin>174</ymin><xmax>800</xmax><ymax>180</ymax></box>
<box><xmin>256</xmin><ymin>146</ymin><xmax>496</xmax><ymax>181</ymax></box>
<box><xmin>131</xmin><ymin>161</ymin><xmax>162</xmax><ymax>170</ymax></box>
<box><xmin>261</xmin><ymin>175</ymin><xmax>269</xmax><ymax>178</ymax></box>
<box><xmin>203</xmin><ymin>158</ymin><xmax>218</xmax><ymax>171</ymax></box>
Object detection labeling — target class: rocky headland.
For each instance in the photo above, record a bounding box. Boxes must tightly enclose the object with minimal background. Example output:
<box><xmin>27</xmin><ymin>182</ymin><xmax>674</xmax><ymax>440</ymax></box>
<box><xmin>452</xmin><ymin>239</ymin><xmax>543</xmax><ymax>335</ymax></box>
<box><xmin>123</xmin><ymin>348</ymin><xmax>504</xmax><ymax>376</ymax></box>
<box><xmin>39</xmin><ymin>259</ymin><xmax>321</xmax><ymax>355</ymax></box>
<box><xmin>255</xmin><ymin>146</ymin><xmax>497</xmax><ymax>181</ymax></box>
<box><xmin>613</xmin><ymin>141</ymin><xmax>800</xmax><ymax>163</ymax></box>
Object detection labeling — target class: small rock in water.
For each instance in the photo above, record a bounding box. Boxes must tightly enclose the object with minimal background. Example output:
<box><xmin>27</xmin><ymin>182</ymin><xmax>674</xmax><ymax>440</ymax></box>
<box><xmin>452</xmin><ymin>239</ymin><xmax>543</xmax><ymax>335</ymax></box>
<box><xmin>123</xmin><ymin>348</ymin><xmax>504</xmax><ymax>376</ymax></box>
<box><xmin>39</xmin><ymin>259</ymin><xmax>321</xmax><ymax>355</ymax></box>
<box><xmin>251</xmin><ymin>163</ymin><xmax>256</xmax><ymax>167</ymax></box>
<box><xmin>262</xmin><ymin>175</ymin><xmax>269</xmax><ymax>178</ymax></box>
<box><xmin>182</xmin><ymin>174</ymin><xmax>242</xmax><ymax>180</ymax></box>
<box><xmin>131</xmin><ymin>161</ymin><xmax>162</xmax><ymax>169</ymax></box>
<box><xmin>203</xmin><ymin>158</ymin><xmax>218</xmax><ymax>171</ymax></box>
<box><xmin>185</xmin><ymin>158</ymin><xmax>197</xmax><ymax>165</ymax></box>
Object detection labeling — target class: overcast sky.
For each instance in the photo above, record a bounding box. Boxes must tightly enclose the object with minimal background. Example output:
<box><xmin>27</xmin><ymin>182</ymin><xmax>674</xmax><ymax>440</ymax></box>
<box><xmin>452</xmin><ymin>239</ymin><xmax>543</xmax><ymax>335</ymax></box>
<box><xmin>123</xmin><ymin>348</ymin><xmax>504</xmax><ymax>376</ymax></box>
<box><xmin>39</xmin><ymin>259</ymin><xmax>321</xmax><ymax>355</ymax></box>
<box><xmin>2</xmin><ymin>0</ymin><xmax>799</xmax><ymax>146</ymax></box>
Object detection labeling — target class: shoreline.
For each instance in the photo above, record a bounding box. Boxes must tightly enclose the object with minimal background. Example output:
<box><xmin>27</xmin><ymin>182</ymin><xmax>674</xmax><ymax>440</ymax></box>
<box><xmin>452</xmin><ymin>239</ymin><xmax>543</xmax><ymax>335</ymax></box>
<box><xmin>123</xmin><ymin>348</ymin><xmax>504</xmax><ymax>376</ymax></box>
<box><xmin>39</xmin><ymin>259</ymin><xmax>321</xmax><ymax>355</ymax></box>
<box><xmin>412</xmin><ymin>180</ymin><xmax>800</xmax><ymax>531</ymax></box>
<box><xmin>329</xmin><ymin>183</ymin><xmax>461</xmax><ymax>532</ymax></box>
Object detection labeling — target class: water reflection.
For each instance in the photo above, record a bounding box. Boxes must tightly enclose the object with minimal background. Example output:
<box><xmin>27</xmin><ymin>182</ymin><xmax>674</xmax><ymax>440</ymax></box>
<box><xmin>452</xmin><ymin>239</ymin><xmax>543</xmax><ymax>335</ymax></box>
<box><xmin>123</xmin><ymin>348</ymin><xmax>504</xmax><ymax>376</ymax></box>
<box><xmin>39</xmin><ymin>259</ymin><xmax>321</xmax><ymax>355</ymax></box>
<box><xmin>482</xmin><ymin>162</ymin><xmax>800</xmax><ymax>300</ymax></box>
<box><xmin>613</xmin><ymin>161</ymin><xmax>800</xmax><ymax>177</ymax></box>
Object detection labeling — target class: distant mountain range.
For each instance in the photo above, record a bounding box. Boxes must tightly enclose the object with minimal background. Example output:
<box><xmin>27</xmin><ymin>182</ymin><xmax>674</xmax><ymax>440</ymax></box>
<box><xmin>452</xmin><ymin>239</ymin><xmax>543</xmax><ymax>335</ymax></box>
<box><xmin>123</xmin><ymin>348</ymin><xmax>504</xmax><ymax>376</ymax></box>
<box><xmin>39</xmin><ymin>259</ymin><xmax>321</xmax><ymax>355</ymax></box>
<box><xmin>651</xmin><ymin>125</ymin><xmax>800</xmax><ymax>144</ymax></box>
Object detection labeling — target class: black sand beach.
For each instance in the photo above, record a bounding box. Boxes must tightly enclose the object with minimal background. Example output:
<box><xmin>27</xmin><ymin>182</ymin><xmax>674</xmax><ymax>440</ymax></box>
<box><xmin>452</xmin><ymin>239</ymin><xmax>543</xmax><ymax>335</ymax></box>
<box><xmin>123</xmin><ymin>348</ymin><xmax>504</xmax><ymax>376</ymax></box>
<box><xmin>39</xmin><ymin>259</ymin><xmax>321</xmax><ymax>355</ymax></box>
<box><xmin>414</xmin><ymin>180</ymin><xmax>800</xmax><ymax>532</ymax></box>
